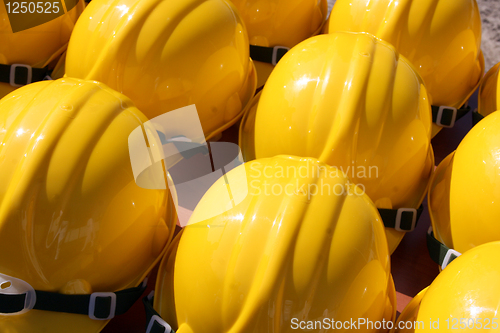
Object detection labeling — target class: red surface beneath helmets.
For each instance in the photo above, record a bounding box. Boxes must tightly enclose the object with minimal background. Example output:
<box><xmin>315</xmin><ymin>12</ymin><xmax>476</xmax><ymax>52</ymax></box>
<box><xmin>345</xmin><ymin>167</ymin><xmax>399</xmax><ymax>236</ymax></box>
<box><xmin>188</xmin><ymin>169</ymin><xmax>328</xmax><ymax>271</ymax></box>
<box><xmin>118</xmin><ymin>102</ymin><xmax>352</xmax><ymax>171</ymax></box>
<box><xmin>102</xmin><ymin>92</ymin><xmax>477</xmax><ymax>332</ymax></box>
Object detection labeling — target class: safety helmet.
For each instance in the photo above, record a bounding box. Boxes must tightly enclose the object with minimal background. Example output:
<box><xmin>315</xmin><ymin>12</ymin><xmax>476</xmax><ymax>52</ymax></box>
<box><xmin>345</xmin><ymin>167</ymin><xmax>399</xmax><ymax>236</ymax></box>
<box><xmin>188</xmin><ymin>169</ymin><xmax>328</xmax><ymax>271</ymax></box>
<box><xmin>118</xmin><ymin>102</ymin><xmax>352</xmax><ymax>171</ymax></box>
<box><xmin>147</xmin><ymin>156</ymin><xmax>396</xmax><ymax>333</ymax></box>
<box><xmin>0</xmin><ymin>0</ymin><xmax>85</xmax><ymax>98</ymax></box>
<box><xmin>393</xmin><ymin>241</ymin><xmax>500</xmax><ymax>333</ymax></box>
<box><xmin>229</xmin><ymin>0</ymin><xmax>328</xmax><ymax>87</ymax></box>
<box><xmin>239</xmin><ymin>32</ymin><xmax>434</xmax><ymax>253</ymax></box>
<box><xmin>427</xmin><ymin>110</ymin><xmax>500</xmax><ymax>269</ymax></box>
<box><xmin>0</xmin><ymin>78</ymin><xmax>176</xmax><ymax>332</ymax></box>
<box><xmin>328</xmin><ymin>0</ymin><xmax>484</xmax><ymax>136</ymax></box>
<box><xmin>476</xmin><ymin>61</ymin><xmax>500</xmax><ymax>124</ymax></box>
<box><xmin>65</xmin><ymin>0</ymin><xmax>257</xmax><ymax>141</ymax></box>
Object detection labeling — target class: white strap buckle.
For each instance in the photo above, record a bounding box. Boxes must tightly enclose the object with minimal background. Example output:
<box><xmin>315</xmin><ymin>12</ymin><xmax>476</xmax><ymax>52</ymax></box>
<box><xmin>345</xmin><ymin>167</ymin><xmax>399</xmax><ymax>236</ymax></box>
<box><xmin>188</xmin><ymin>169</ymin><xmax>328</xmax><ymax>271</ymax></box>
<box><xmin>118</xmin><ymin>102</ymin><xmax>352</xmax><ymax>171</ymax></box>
<box><xmin>89</xmin><ymin>292</ymin><xmax>117</xmax><ymax>320</ymax></box>
<box><xmin>9</xmin><ymin>64</ymin><xmax>33</xmax><ymax>87</ymax></box>
<box><xmin>436</xmin><ymin>105</ymin><xmax>458</xmax><ymax>128</ymax></box>
<box><xmin>272</xmin><ymin>46</ymin><xmax>290</xmax><ymax>66</ymax></box>
<box><xmin>394</xmin><ymin>208</ymin><xmax>417</xmax><ymax>232</ymax></box>
<box><xmin>0</xmin><ymin>273</ymin><xmax>37</xmax><ymax>315</ymax></box>
<box><xmin>146</xmin><ymin>315</ymin><xmax>172</xmax><ymax>333</ymax></box>
<box><xmin>441</xmin><ymin>248</ymin><xmax>461</xmax><ymax>269</ymax></box>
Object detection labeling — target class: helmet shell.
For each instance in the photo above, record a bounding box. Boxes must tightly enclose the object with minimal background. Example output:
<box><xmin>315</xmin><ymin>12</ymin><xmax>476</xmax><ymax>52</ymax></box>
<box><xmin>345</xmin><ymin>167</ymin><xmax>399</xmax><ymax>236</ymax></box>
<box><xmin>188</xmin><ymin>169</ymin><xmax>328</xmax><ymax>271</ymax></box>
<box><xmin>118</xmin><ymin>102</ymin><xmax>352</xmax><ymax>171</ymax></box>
<box><xmin>0</xmin><ymin>78</ymin><xmax>176</xmax><ymax>332</ymax></box>
<box><xmin>394</xmin><ymin>242</ymin><xmax>500</xmax><ymax>333</ymax></box>
<box><xmin>478</xmin><ymin>61</ymin><xmax>500</xmax><ymax>119</ymax></box>
<box><xmin>66</xmin><ymin>0</ymin><xmax>257</xmax><ymax>140</ymax></box>
<box><xmin>328</xmin><ymin>0</ymin><xmax>484</xmax><ymax>136</ymax></box>
<box><xmin>155</xmin><ymin>156</ymin><xmax>396</xmax><ymax>332</ymax></box>
<box><xmin>428</xmin><ymin>111</ymin><xmax>500</xmax><ymax>254</ymax></box>
<box><xmin>230</xmin><ymin>0</ymin><xmax>328</xmax><ymax>87</ymax></box>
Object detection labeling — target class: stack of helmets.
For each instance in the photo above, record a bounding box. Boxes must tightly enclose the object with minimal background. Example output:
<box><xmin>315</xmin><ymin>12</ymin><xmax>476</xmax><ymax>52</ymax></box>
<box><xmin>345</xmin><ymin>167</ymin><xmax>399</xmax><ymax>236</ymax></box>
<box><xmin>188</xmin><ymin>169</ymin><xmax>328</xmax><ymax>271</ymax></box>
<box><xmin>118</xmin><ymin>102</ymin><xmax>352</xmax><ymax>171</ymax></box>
<box><xmin>328</xmin><ymin>0</ymin><xmax>484</xmax><ymax>136</ymax></box>
<box><xmin>229</xmin><ymin>0</ymin><xmax>329</xmax><ymax>87</ymax></box>
<box><xmin>1</xmin><ymin>0</ymin><xmax>491</xmax><ymax>331</ymax></box>
<box><xmin>0</xmin><ymin>78</ymin><xmax>177</xmax><ymax>332</ymax></box>
<box><xmin>1</xmin><ymin>0</ymin><xmax>257</xmax><ymax>331</ymax></box>
<box><xmin>139</xmin><ymin>24</ymin><xmax>438</xmax><ymax>333</ymax></box>
<box><xmin>427</xmin><ymin>109</ymin><xmax>500</xmax><ymax>269</ymax></box>
<box><xmin>393</xmin><ymin>241</ymin><xmax>500</xmax><ymax>333</ymax></box>
<box><xmin>0</xmin><ymin>0</ymin><xmax>85</xmax><ymax>98</ymax></box>
<box><xmin>148</xmin><ymin>156</ymin><xmax>397</xmax><ymax>332</ymax></box>
<box><xmin>239</xmin><ymin>31</ymin><xmax>434</xmax><ymax>254</ymax></box>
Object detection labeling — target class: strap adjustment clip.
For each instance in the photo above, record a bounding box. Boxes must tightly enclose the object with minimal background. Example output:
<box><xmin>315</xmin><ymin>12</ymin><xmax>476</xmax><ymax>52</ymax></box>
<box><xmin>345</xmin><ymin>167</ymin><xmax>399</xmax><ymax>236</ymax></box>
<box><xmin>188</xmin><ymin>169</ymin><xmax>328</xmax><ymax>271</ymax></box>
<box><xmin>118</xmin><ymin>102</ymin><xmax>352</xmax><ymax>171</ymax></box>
<box><xmin>435</xmin><ymin>105</ymin><xmax>458</xmax><ymax>128</ymax></box>
<box><xmin>395</xmin><ymin>208</ymin><xmax>417</xmax><ymax>232</ymax></box>
<box><xmin>272</xmin><ymin>46</ymin><xmax>290</xmax><ymax>66</ymax></box>
<box><xmin>9</xmin><ymin>64</ymin><xmax>33</xmax><ymax>87</ymax></box>
<box><xmin>0</xmin><ymin>273</ymin><xmax>37</xmax><ymax>315</ymax></box>
<box><xmin>89</xmin><ymin>292</ymin><xmax>117</xmax><ymax>320</ymax></box>
<box><xmin>441</xmin><ymin>248</ymin><xmax>461</xmax><ymax>269</ymax></box>
<box><xmin>146</xmin><ymin>314</ymin><xmax>173</xmax><ymax>333</ymax></box>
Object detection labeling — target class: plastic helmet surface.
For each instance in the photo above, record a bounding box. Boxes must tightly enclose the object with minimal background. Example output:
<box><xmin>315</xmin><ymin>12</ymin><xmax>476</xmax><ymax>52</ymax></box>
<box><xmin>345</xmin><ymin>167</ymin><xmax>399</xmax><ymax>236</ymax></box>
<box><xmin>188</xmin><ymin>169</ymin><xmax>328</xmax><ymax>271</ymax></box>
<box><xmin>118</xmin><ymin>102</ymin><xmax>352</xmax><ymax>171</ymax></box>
<box><xmin>0</xmin><ymin>78</ymin><xmax>176</xmax><ymax>332</ymax></box>
<box><xmin>428</xmin><ymin>110</ymin><xmax>500</xmax><ymax>255</ymax></box>
<box><xmin>328</xmin><ymin>0</ymin><xmax>484</xmax><ymax>136</ymax></box>
<box><xmin>239</xmin><ymin>32</ymin><xmax>434</xmax><ymax>253</ymax></box>
<box><xmin>230</xmin><ymin>0</ymin><xmax>328</xmax><ymax>87</ymax></box>
<box><xmin>154</xmin><ymin>155</ymin><xmax>396</xmax><ymax>333</ymax></box>
<box><xmin>0</xmin><ymin>0</ymin><xmax>85</xmax><ymax>98</ymax></box>
<box><xmin>393</xmin><ymin>241</ymin><xmax>500</xmax><ymax>333</ymax></box>
<box><xmin>478</xmin><ymin>62</ymin><xmax>500</xmax><ymax>120</ymax></box>
<box><xmin>65</xmin><ymin>0</ymin><xmax>257</xmax><ymax>140</ymax></box>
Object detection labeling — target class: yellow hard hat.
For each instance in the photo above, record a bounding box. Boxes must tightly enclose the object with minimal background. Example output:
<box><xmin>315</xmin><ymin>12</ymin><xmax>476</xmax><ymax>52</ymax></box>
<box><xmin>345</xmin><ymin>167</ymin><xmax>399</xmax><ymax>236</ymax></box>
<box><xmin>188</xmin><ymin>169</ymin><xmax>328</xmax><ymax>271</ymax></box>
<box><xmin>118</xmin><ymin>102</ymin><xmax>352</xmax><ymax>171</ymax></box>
<box><xmin>0</xmin><ymin>0</ymin><xmax>85</xmax><ymax>98</ymax></box>
<box><xmin>229</xmin><ymin>0</ymin><xmax>328</xmax><ymax>87</ymax></box>
<box><xmin>475</xmin><ymin>61</ymin><xmax>500</xmax><ymax>124</ymax></box>
<box><xmin>239</xmin><ymin>32</ymin><xmax>434</xmax><ymax>253</ymax></box>
<box><xmin>65</xmin><ymin>0</ymin><xmax>257</xmax><ymax>140</ymax></box>
<box><xmin>328</xmin><ymin>0</ymin><xmax>485</xmax><ymax>136</ymax></box>
<box><xmin>427</xmin><ymin>110</ymin><xmax>500</xmax><ymax>269</ymax></box>
<box><xmin>0</xmin><ymin>78</ymin><xmax>176</xmax><ymax>332</ymax></box>
<box><xmin>146</xmin><ymin>156</ymin><xmax>396</xmax><ymax>333</ymax></box>
<box><xmin>393</xmin><ymin>241</ymin><xmax>500</xmax><ymax>333</ymax></box>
